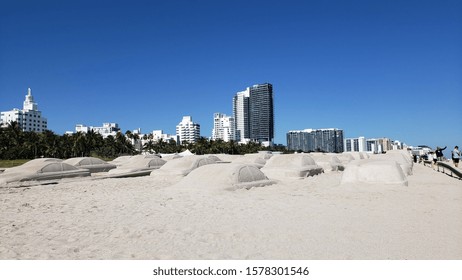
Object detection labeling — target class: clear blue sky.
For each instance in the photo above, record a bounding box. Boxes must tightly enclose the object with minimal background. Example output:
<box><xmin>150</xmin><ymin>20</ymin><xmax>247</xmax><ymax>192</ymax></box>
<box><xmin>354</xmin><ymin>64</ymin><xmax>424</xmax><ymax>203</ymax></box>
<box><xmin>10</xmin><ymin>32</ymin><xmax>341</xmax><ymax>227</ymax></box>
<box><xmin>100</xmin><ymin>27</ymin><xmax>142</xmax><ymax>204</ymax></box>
<box><xmin>1</xmin><ymin>0</ymin><xmax>461</xmax><ymax>151</ymax></box>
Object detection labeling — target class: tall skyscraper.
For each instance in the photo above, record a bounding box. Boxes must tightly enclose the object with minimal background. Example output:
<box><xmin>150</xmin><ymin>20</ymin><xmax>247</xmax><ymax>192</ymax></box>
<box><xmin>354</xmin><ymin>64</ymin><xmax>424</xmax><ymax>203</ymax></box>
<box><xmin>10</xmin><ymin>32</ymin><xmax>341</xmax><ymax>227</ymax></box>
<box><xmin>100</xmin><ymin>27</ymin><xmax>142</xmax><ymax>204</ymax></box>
<box><xmin>211</xmin><ymin>113</ymin><xmax>235</xmax><ymax>142</ymax></box>
<box><xmin>233</xmin><ymin>88</ymin><xmax>250</xmax><ymax>142</ymax></box>
<box><xmin>233</xmin><ymin>83</ymin><xmax>274</xmax><ymax>146</ymax></box>
<box><xmin>176</xmin><ymin>116</ymin><xmax>200</xmax><ymax>144</ymax></box>
<box><xmin>1</xmin><ymin>88</ymin><xmax>48</xmax><ymax>132</ymax></box>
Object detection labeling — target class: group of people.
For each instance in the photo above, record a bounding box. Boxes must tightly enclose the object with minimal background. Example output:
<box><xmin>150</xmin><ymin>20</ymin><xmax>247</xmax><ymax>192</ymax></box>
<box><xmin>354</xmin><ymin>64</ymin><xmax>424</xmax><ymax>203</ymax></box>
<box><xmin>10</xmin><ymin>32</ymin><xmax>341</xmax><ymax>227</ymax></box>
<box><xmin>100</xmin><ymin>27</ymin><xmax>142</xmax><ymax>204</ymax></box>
<box><xmin>426</xmin><ymin>146</ymin><xmax>460</xmax><ymax>168</ymax></box>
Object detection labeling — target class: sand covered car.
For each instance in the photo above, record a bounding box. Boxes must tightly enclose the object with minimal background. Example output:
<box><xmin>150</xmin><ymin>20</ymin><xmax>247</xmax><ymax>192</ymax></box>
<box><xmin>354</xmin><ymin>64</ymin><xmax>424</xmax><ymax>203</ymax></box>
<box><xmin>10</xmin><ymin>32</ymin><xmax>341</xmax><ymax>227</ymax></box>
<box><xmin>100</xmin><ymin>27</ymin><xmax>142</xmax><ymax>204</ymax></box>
<box><xmin>107</xmin><ymin>155</ymin><xmax>167</xmax><ymax>178</ymax></box>
<box><xmin>230</xmin><ymin>152</ymin><xmax>272</xmax><ymax>168</ymax></box>
<box><xmin>174</xmin><ymin>163</ymin><xmax>276</xmax><ymax>191</ymax></box>
<box><xmin>261</xmin><ymin>154</ymin><xmax>324</xmax><ymax>180</ymax></box>
<box><xmin>151</xmin><ymin>155</ymin><xmax>223</xmax><ymax>177</ymax></box>
<box><xmin>309</xmin><ymin>153</ymin><xmax>345</xmax><ymax>172</ymax></box>
<box><xmin>63</xmin><ymin>157</ymin><xmax>116</xmax><ymax>173</ymax></box>
<box><xmin>340</xmin><ymin>159</ymin><xmax>408</xmax><ymax>186</ymax></box>
<box><xmin>0</xmin><ymin>158</ymin><xmax>91</xmax><ymax>185</ymax></box>
<box><xmin>373</xmin><ymin>150</ymin><xmax>414</xmax><ymax>175</ymax></box>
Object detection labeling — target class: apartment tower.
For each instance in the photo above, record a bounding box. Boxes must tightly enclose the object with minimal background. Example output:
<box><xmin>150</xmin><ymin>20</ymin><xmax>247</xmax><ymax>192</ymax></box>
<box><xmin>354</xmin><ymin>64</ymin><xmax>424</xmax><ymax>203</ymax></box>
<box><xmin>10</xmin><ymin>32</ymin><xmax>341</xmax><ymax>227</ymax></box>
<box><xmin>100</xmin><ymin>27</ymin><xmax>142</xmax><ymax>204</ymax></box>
<box><xmin>211</xmin><ymin>113</ymin><xmax>235</xmax><ymax>142</ymax></box>
<box><xmin>176</xmin><ymin>116</ymin><xmax>200</xmax><ymax>144</ymax></box>
<box><xmin>233</xmin><ymin>83</ymin><xmax>274</xmax><ymax>146</ymax></box>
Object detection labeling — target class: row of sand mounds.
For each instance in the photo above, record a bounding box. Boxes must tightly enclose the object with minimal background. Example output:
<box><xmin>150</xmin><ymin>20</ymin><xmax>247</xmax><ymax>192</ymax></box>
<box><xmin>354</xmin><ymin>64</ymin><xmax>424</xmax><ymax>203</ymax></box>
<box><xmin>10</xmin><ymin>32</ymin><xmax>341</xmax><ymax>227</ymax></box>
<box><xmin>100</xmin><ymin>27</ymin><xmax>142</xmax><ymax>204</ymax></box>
<box><xmin>0</xmin><ymin>151</ymin><xmax>414</xmax><ymax>189</ymax></box>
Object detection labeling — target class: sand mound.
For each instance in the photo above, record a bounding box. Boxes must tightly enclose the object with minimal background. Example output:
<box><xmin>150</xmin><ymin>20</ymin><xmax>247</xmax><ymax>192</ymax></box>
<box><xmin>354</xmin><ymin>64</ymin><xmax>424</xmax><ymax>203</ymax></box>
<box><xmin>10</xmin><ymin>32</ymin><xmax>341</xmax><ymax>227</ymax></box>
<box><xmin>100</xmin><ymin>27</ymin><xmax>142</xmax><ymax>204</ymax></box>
<box><xmin>310</xmin><ymin>153</ymin><xmax>345</xmax><ymax>172</ymax></box>
<box><xmin>151</xmin><ymin>155</ymin><xmax>222</xmax><ymax>177</ymax></box>
<box><xmin>209</xmin><ymin>154</ymin><xmax>241</xmax><ymax>162</ymax></box>
<box><xmin>174</xmin><ymin>163</ymin><xmax>276</xmax><ymax>191</ymax></box>
<box><xmin>375</xmin><ymin>150</ymin><xmax>413</xmax><ymax>175</ymax></box>
<box><xmin>160</xmin><ymin>154</ymin><xmax>182</xmax><ymax>161</ymax></box>
<box><xmin>341</xmin><ymin>159</ymin><xmax>408</xmax><ymax>186</ymax></box>
<box><xmin>63</xmin><ymin>157</ymin><xmax>116</xmax><ymax>173</ymax></box>
<box><xmin>261</xmin><ymin>154</ymin><xmax>323</xmax><ymax>179</ymax></box>
<box><xmin>337</xmin><ymin>153</ymin><xmax>355</xmax><ymax>164</ymax></box>
<box><xmin>344</xmin><ymin>152</ymin><xmax>370</xmax><ymax>160</ymax></box>
<box><xmin>108</xmin><ymin>156</ymin><xmax>166</xmax><ymax>176</ymax></box>
<box><xmin>231</xmin><ymin>153</ymin><xmax>271</xmax><ymax>168</ymax></box>
<box><xmin>0</xmin><ymin>158</ymin><xmax>90</xmax><ymax>185</ymax></box>
<box><xmin>108</xmin><ymin>155</ymin><xmax>132</xmax><ymax>166</ymax></box>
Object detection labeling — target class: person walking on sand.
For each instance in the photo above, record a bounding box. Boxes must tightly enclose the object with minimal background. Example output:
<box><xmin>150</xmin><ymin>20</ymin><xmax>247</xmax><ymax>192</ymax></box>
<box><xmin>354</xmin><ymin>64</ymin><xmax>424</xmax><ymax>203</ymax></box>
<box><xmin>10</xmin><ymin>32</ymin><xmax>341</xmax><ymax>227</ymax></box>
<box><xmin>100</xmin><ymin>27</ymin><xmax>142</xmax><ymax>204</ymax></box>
<box><xmin>452</xmin><ymin>146</ymin><xmax>460</xmax><ymax>168</ymax></box>
<box><xmin>435</xmin><ymin>146</ymin><xmax>447</xmax><ymax>162</ymax></box>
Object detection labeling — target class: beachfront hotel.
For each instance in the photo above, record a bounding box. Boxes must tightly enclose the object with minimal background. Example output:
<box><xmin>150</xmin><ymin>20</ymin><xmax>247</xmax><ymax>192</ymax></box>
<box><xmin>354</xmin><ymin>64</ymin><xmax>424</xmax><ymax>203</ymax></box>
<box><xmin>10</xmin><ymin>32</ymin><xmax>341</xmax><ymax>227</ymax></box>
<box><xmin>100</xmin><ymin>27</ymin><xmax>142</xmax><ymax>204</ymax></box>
<box><xmin>233</xmin><ymin>83</ymin><xmax>274</xmax><ymax>146</ymax></box>
<box><xmin>287</xmin><ymin>128</ymin><xmax>344</xmax><ymax>153</ymax></box>
<box><xmin>211</xmin><ymin>113</ymin><xmax>235</xmax><ymax>142</ymax></box>
<box><xmin>71</xmin><ymin>123</ymin><xmax>121</xmax><ymax>138</ymax></box>
<box><xmin>176</xmin><ymin>116</ymin><xmax>200</xmax><ymax>144</ymax></box>
<box><xmin>0</xmin><ymin>88</ymin><xmax>48</xmax><ymax>132</ymax></box>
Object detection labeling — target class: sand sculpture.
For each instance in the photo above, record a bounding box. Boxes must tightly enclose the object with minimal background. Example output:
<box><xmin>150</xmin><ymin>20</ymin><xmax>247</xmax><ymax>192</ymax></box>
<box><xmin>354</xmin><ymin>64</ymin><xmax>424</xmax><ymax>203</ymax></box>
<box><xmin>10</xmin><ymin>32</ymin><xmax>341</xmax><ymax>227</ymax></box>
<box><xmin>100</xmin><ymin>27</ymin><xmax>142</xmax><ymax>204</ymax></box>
<box><xmin>0</xmin><ymin>158</ymin><xmax>90</xmax><ymax>186</ymax></box>
<box><xmin>174</xmin><ymin>163</ymin><xmax>276</xmax><ymax>191</ymax></box>
<box><xmin>151</xmin><ymin>155</ymin><xmax>222</xmax><ymax>178</ymax></box>
<box><xmin>341</xmin><ymin>159</ymin><xmax>408</xmax><ymax>186</ymax></box>
<box><xmin>261</xmin><ymin>154</ymin><xmax>324</xmax><ymax>179</ymax></box>
<box><xmin>63</xmin><ymin>157</ymin><xmax>116</xmax><ymax>173</ymax></box>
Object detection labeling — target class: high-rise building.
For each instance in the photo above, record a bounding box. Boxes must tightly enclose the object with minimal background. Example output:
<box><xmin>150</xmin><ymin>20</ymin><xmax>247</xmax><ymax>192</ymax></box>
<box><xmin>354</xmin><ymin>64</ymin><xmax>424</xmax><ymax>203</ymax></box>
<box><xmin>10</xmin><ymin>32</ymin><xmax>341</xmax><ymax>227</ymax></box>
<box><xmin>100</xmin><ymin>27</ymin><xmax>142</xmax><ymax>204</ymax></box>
<box><xmin>1</xmin><ymin>88</ymin><xmax>48</xmax><ymax>132</ymax></box>
<box><xmin>233</xmin><ymin>83</ymin><xmax>274</xmax><ymax>146</ymax></box>
<box><xmin>233</xmin><ymin>88</ymin><xmax>250</xmax><ymax>143</ymax></box>
<box><xmin>344</xmin><ymin>137</ymin><xmax>367</xmax><ymax>152</ymax></box>
<box><xmin>211</xmin><ymin>113</ymin><xmax>235</xmax><ymax>142</ymax></box>
<box><xmin>287</xmin><ymin>128</ymin><xmax>344</xmax><ymax>153</ymax></box>
<box><xmin>176</xmin><ymin>116</ymin><xmax>200</xmax><ymax>144</ymax></box>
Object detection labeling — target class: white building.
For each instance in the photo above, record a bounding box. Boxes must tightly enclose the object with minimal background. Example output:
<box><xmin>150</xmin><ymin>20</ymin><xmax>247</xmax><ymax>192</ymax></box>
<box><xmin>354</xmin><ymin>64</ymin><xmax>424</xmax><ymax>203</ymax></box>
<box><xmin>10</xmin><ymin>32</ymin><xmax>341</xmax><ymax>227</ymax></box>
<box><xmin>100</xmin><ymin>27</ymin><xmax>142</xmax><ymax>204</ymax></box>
<box><xmin>344</xmin><ymin>137</ymin><xmax>367</xmax><ymax>152</ymax></box>
<box><xmin>211</xmin><ymin>113</ymin><xmax>235</xmax><ymax>142</ymax></box>
<box><xmin>233</xmin><ymin>88</ymin><xmax>250</xmax><ymax>143</ymax></box>
<box><xmin>73</xmin><ymin>123</ymin><xmax>121</xmax><ymax>138</ymax></box>
<box><xmin>366</xmin><ymin>138</ymin><xmax>392</xmax><ymax>154</ymax></box>
<box><xmin>176</xmin><ymin>116</ymin><xmax>200</xmax><ymax>144</ymax></box>
<box><xmin>345</xmin><ymin>136</ymin><xmax>403</xmax><ymax>153</ymax></box>
<box><xmin>1</xmin><ymin>88</ymin><xmax>48</xmax><ymax>132</ymax></box>
<box><xmin>151</xmin><ymin>130</ymin><xmax>176</xmax><ymax>143</ymax></box>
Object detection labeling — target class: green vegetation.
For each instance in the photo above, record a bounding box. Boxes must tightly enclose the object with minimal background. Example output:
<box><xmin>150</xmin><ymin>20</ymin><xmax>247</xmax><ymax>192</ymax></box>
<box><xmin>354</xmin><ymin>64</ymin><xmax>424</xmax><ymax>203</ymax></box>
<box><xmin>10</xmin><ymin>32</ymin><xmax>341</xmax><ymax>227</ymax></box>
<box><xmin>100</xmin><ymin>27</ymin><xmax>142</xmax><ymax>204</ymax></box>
<box><xmin>0</xmin><ymin>159</ymin><xmax>30</xmax><ymax>168</ymax></box>
<box><xmin>0</xmin><ymin>121</ymin><xmax>290</xmax><ymax>161</ymax></box>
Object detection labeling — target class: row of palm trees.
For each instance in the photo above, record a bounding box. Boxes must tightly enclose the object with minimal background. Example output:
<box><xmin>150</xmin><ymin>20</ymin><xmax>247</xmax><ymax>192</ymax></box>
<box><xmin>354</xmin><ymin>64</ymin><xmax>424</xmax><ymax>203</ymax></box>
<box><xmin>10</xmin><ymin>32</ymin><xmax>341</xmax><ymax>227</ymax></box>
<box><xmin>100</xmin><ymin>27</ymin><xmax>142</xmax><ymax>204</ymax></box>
<box><xmin>0</xmin><ymin>121</ymin><xmax>289</xmax><ymax>160</ymax></box>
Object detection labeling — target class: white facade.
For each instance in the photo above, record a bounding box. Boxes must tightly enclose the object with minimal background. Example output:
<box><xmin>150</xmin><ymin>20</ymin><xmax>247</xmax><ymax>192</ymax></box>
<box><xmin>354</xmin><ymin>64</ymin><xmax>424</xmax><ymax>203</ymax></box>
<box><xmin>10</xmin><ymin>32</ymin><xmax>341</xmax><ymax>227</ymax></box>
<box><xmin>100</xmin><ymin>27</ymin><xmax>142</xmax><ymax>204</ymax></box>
<box><xmin>344</xmin><ymin>136</ymin><xmax>366</xmax><ymax>152</ymax></box>
<box><xmin>233</xmin><ymin>88</ymin><xmax>250</xmax><ymax>143</ymax></box>
<box><xmin>74</xmin><ymin>123</ymin><xmax>121</xmax><ymax>138</ymax></box>
<box><xmin>345</xmin><ymin>137</ymin><xmax>404</xmax><ymax>153</ymax></box>
<box><xmin>366</xmin><ymin>138</ymin><xmax>392</xmax><ymax>154</ymax></box>
<box><xmin>151</xmin><ymin>130</ymin><xmax>176</xmax><ymax>142</ymax></box>
<box><xmin>176</xmin><ymin>116</ymin><xmax>200</xmax><ymax>144</ymax></box>
<box><xmin>1</xmin><ymin>88</ymin><xmax>48</xmax><ymax>132</ymax></box>
<box><xmin>392</xmin><ymin>140</ymin><xmax>404</xmax><ymax>150</ymax></box>
<box><xmin>211</xmin><ymin>113</ymin><xmax>235</xmax><ymax>142</ymax></box>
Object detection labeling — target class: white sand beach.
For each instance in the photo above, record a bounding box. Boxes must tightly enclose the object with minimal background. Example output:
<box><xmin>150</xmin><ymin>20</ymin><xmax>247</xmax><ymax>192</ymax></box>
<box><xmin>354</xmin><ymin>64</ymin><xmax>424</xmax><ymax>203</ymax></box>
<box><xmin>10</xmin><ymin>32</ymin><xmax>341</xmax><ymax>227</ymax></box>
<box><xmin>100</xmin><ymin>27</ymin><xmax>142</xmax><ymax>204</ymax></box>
<box><xmin>1</xmin><ymin>155</ymin><xmax>461</xmax><ymax>260</ymax></box>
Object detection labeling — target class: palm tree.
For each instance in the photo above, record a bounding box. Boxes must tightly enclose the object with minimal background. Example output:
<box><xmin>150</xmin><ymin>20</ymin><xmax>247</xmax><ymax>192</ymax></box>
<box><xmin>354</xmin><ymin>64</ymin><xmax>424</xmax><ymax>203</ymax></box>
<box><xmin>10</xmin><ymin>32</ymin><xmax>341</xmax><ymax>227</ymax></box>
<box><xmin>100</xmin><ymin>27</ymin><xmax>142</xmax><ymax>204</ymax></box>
<box><xmin>23</xmin><ymin>131</ymin><xmax>41</xmax><ymax>158</ymax></box>
<box><xmin>115</xmin><ymin>131</ymin><xmax>134</xmax><ymax>155</ymax></box>
<box><xmin>102</xmin><ymin>135</ymin><xmax>118</xmax><ymax>158</ymax></box>
<box><xmin>143</xmin><ymin>139</ymin><xmax>156</xmax><ymax>154</ymax></box>
<box><xmin>72</xmin><ymin>132</ymin><xmax>87</xmax><ymax>157</ymax></box>
<box><xmin>40</xmin><ymin>130</ymin><xmax>60</xmax><ymax>157</ymax></box>
<box><xmin>6</xmin><ymin>121</ymin><xmax>22</xmax><ymax>147</ymax></box>
<box><xmin>132</xmin><ymin>132</ymin><xmax>141</xmax><ymax>152</ymax></box>
<box><xmin>2</xmin><ymin>121</ymin><xmax>24</xmax><ymax>159</ymax></box>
